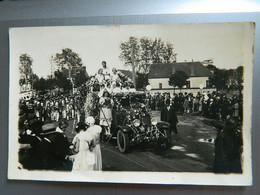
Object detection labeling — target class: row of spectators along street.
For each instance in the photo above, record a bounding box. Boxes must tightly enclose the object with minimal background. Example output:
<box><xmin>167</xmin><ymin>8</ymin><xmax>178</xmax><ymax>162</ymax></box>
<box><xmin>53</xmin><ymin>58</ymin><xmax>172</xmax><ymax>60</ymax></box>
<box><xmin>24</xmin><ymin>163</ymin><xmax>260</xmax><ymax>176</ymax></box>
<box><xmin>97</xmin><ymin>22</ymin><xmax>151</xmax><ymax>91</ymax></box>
<box><xmin>19</xmin><ymin>89</ymin><xmax>242</xmax><ymax>133</ymax></box>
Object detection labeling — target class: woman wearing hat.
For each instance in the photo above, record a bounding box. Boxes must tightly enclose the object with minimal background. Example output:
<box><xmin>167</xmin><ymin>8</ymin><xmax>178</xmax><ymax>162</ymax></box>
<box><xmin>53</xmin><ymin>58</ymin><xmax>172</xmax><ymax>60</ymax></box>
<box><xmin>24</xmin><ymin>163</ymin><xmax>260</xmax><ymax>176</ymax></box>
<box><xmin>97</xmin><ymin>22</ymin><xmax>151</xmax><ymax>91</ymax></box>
<box><xmin>70</xmin><ymin>122</ymin><xmax>95</xmax><ymax>172</ymax></box>
<box><xmin>86</xmin><ymin>116</ymin><xmax>102</xmax><ymax>171</ymax></box>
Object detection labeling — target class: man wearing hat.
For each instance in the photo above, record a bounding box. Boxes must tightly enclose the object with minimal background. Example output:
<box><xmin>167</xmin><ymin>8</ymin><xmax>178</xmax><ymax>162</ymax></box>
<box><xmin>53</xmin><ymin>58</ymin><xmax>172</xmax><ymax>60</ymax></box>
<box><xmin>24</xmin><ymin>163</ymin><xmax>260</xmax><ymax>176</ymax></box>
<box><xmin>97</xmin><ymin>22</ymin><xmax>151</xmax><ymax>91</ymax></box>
<box><xmin>18</xmin><ymin>119</ymin><xmax>44</xmax><ymax>170</ymax></box>
<box><xmin>40</xmin><ymin>122</ymin><xmax>72</xmax><ymax>170</ymax></box>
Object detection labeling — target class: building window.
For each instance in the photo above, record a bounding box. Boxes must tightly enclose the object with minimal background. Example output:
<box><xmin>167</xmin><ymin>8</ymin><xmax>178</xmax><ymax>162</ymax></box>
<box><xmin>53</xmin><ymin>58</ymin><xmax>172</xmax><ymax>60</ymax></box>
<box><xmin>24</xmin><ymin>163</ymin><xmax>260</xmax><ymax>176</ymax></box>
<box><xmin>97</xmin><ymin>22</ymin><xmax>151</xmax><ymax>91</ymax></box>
<box><xmin>186</xmin><ymin>81</ymin><xmax>190</xmax><ymax>88</ymax></box>
<box><xmin>159</xmin><ymin>83</ymin><xmax>162</xmax><ymax>89</ymax></box>
<box><xmin>206</xmin><ymin>80</ymin><xmax>210</xmax><ymax>88</ymax></box>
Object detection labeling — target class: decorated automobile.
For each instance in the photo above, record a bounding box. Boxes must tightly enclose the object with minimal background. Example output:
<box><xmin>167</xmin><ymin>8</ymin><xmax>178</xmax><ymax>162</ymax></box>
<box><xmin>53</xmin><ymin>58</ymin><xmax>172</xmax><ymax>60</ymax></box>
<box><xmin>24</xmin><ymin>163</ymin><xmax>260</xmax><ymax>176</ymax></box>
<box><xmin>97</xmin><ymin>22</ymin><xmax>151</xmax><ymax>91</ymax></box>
<box><xmin>111</xmin><ymin>92</ymin><xmax>171</xmax><ymax>153</ymax></box>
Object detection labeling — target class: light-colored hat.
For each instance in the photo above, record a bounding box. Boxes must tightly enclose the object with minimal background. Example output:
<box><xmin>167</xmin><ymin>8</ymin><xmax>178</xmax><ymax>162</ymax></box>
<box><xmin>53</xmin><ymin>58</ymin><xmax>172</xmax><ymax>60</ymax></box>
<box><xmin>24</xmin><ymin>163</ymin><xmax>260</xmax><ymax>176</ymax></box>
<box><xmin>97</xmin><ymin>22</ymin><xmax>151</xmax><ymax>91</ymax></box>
<box><xmin>85</xmin><ymin>116</ymin><xmax>95</xmax><ymax>125</ymax></box>
<box><xmin>42</xmin><ymin>123</ymin><xmax>56</xmax><ymax>131</ymax></box>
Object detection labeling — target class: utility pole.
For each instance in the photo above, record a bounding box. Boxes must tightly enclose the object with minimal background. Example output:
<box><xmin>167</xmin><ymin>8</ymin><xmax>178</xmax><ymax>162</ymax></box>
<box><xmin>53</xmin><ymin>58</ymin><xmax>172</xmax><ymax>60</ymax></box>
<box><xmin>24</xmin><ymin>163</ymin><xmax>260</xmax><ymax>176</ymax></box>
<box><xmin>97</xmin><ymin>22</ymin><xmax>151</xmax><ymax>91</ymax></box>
<box><xmin>131</xmin><ymin>47</ymin><xmax>136</xmax><ymax>89</ymax></box>
<box><xmin>50</xmin><ymin>56</ymin><xmax>54</xmax><ymax>78</ymax></box>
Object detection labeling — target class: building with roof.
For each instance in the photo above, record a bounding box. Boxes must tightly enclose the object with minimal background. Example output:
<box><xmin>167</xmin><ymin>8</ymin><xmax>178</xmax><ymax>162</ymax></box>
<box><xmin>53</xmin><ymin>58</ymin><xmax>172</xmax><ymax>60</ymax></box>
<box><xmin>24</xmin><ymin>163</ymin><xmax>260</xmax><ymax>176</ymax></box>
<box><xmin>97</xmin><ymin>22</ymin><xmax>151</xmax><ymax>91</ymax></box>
<box><xmin>148</xmin><ymin>62</ymin><xmax>213</xmax><ymax>91</ymax></box>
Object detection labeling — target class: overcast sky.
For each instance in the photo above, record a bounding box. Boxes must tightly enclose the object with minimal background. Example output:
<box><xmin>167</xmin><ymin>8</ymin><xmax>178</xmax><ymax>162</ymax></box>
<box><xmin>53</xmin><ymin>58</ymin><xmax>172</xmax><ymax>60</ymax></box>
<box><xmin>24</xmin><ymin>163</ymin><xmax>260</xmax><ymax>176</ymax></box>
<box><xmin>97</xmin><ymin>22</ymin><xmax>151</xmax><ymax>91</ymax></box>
<box><xmin>10</xmin><ymin>22</ymin><xmax>254</xmax><ymax>78</ymax></box>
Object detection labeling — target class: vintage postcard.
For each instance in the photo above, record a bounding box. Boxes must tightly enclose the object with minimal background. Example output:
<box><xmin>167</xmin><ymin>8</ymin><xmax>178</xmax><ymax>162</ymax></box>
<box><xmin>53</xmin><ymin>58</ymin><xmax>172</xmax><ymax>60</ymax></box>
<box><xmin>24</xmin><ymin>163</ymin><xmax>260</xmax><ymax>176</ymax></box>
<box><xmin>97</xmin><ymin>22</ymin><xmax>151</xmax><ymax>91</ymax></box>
<box><xmin>8</xmin><ymin>22</ymin><xmax>254</xmax><ymax>185</ymax></box>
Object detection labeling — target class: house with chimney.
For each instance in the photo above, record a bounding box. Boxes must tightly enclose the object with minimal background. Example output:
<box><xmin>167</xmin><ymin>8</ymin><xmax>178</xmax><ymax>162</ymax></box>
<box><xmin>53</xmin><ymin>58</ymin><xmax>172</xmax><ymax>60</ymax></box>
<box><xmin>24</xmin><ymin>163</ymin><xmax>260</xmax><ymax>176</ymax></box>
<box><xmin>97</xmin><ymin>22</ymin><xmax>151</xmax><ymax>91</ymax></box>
<box><xmin>148</xmin><ymin>61</ymin><xmax>214</xmax><ymax>93</ymax></box>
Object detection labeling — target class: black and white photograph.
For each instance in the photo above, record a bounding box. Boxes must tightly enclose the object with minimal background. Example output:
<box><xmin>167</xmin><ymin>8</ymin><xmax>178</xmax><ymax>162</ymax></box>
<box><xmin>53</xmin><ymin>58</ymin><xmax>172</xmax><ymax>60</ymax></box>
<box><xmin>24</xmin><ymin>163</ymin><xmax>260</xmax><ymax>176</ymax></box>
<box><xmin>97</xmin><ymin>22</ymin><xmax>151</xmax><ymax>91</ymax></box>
<box><xmin>8</xmin><ymin>22</ymin><xmax>254</xmax><ymax>185</ymax></box>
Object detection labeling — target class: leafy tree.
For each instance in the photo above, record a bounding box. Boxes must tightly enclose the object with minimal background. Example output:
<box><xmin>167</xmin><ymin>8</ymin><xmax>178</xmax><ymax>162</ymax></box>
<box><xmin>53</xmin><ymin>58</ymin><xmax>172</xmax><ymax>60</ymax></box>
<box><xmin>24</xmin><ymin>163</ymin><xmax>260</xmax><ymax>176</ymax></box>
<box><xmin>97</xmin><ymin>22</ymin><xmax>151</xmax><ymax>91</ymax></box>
<box><xmin>119</xmin><ymin>36</ymin><xmax>177</xmax><ymax>87</ymax></box>
<box><xmin>120</xmin><ymin>37</ymin><xmax>176</xmax><ymax>74</ymax></box>
<box><xmin>74</xmin><ymin>71</ymin><xmax>88</xmax><ymax>87</ymax></box>
<box><xmin>33</xmin><ymin>77</ymin><xmax>48</xmax><ymax>94</ymax></box>
<box><xmin>54</xmin><ymin>70</ymin><xmax>64</xmax><ymax>80</ymax></box>
<box><xmin>119</xmin><ymin>37</ymin><xmax>139</xmax><ymax>87</ymax></box>
<box><xmin>45</xmin><ymin>78</ymin><xmax>56</xmax><ymax>91</ymax></box>
<box><xmin>52</xmin><ymin>48</ymin><xmax>83</xmax><ymax>80</ymax></box>
<box><xmin>208</xmin><ymin>69</ymin><xmax>230</xmax><ymax>90</ymax></box>
<box><xmin>206</xmin><ymin>65</ymin><xmax>244</xmax><ymax>91</ymax></box>
<box><xmin>19</xmin><ymin>54</ymin><xmax>33</xmax><ymax>84</ymax></box>
<box><xmin>33</xmin><ymin>77</ymin><xmax>56</xmax><ymax>92</ymax></box>
<box><xmin>150</xmin><ymin>38</ymin><xmax>175</xmax><ymax>64</ymax></box>
<box><xmin>34</xmin><ymin>71</ymin><xmax>73</xmax><ymax>94</ymax></box>
<box><xmin>169</xmin><ymin>71</ymin><xmax>189</xmax><ymax>90</ymax></box>
<box><xmin>138</xmin><ymin>37</ymin><xmax>153</xmax><ymax>73</ymax></box>
<box><xmin>136</xmin><ymin>72</ymin><xmax>149</xmax><ymax>89</ymax></box>
<box><xmin>31</xmin><ymin>73</ymin><xmax>39</xmax><ymax>83</ymax></box>
<box><xmin>119</xmin><ymin>37</ymin><xmax>140</xmax><ymax>66</ymax></box>
<box><xmin>52</xmin><ymin>48</ymin><xmax>83</xmax><ymax>69</ymax></box>
<box><xmin>54</xmin><ymin>70</ymin><xmax>72</xmax><ymax>91</ymax></box>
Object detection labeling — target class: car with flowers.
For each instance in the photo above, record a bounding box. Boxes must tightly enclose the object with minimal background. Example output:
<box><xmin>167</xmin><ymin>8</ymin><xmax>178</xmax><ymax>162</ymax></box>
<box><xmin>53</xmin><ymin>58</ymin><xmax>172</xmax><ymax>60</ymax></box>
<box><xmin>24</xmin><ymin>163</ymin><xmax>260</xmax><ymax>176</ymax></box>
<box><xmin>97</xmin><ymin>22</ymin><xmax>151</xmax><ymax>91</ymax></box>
<box><xmin>111</xmin><ymin>92</ymin><xmax>171</xmax><ymax>153</ymax></box>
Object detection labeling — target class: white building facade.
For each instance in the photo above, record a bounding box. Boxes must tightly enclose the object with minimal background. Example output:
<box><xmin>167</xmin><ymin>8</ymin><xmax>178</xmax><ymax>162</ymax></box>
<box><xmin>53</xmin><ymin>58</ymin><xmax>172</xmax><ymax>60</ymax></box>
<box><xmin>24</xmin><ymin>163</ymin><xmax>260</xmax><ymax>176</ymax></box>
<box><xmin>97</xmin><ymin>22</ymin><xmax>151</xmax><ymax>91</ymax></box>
<box><xmin>148</xmin><ymin>62</ymin><xmax>214</xmax><ymax>93</ymax></box>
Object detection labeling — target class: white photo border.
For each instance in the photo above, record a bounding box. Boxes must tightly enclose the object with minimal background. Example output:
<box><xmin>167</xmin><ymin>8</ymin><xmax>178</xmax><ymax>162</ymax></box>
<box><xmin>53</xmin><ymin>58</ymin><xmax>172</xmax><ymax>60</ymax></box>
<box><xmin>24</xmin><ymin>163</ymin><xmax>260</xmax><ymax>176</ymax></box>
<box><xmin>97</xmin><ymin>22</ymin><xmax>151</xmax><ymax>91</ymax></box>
<box><xmin>8</xmin><ymin>22</ymin><xmax>255</xmax><ymax>186</ymax></box>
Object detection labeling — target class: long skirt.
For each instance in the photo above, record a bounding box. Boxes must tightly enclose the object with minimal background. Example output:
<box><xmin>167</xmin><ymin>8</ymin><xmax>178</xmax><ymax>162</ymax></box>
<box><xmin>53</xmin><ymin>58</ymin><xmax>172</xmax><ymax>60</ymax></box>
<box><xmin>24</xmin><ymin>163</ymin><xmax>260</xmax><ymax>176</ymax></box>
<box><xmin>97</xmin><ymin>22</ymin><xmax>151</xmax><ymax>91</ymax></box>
<box><xmin>92</xmin><ymin>144</ymin><xmax>102</xmax><ymax>171</ymax></box>
<box><xmin>99</xmin><ymin>108</ymin><xmax>112</xmax><ymax>127</ymax></box>
<box><xmin>72</xmin><ymin>151</ymin><xmax>95</xmax><ymax>172</ymax></box>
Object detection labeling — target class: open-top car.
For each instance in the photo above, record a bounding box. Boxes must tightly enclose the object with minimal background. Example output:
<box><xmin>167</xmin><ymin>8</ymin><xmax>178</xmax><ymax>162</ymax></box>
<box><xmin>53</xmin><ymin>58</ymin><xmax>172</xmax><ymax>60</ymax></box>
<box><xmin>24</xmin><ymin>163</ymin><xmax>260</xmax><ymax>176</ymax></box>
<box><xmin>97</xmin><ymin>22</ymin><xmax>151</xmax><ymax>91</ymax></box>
<box><xmin>111</xmin><ymin>92</ymin><xmax>171</xmax><ymax>153</ymax></box>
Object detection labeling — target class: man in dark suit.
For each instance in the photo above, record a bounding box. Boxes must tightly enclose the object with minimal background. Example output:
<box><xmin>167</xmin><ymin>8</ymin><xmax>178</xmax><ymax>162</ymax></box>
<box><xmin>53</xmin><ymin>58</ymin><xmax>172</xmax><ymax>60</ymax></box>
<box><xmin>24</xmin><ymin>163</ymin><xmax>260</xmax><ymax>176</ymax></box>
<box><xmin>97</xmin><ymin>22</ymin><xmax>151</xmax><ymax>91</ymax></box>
<box><xmin>214</xmin><ymin>117</ymin><xmax>242</xmax><ymax>173</ymax></box>
<box><xmin>40</xmin><ymin>121</ymin><xmax>72</xmax><ymax>170</ymax></box>
<box><xmin>161</xmin><ymin>99</ymin><xmax>179</xmax><ymax>134</ymax></box>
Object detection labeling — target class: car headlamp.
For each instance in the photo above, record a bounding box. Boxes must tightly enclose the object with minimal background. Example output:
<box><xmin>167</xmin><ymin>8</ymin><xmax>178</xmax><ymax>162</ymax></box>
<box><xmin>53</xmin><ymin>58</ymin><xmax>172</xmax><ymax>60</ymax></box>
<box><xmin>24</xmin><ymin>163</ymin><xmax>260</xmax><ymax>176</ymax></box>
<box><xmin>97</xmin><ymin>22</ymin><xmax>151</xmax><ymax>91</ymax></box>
<box><xmin>133</xmin><ymin>119</ymin><xmax>141</xmax><ymax>127</ymax></box>
<box><xmin>151</xmin><ymin>118</ymin><xmax>158</xmax><ymax>126</ymax></box>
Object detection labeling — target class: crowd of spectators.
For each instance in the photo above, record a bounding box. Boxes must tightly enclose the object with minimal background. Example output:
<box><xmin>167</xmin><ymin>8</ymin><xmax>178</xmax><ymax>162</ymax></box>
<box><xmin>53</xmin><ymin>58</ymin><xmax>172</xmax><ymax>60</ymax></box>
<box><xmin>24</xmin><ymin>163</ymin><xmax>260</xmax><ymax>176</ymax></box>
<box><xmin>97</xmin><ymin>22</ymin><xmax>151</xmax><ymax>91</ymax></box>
<box><xmin>147</xmin><ymin>91</ymin><xmax>242</xmax><ymax>122</ymax></box>
<box><xmin>19</xmin><ymin>92</ymin><xmax>85</xmax><ymax>133</ymax></box>
<box><xmin>17</xmin><ymin>60</ymin><xmax>243</xmax><ymax>173</ymax></box>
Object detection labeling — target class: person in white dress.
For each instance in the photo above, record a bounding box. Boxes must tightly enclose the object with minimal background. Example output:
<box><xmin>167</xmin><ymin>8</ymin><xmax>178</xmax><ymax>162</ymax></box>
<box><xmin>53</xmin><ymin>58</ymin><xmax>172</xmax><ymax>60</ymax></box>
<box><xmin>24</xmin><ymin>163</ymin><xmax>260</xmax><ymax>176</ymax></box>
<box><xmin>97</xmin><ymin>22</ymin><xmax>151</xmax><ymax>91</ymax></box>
<box><xmin>70</xmin><ymin>122</ymin><xmax>96</xmax><ymax>172</ymax></box>
<box><xmin>101</xmin><ymin>61</ymin><xmax>111</xmax><ymax>81</ymax></box>
<box><xmin>95</xmin><ymin>68</ymin><xmax>105</xmax><ymax>85</ymax></box>
<box><xmin>86</xmin><ymin>116</ymin><xmax>102</xmax><ymax>171</ymax></box>
<box><xmin>111</xmin><ymin>67</ymin><xmax>119</xmax><ymax>87</ymax></box>
<box><xmin>99</xmin><ymin>90</ymin><xmax>113</xmax><ymax>136</ymax></box>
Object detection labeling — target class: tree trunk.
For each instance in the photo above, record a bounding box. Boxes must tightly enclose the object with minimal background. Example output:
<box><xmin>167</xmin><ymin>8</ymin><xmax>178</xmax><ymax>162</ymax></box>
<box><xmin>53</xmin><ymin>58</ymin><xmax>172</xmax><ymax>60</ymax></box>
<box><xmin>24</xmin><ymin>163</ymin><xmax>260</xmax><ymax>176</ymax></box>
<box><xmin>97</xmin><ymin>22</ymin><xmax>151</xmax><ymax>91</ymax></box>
<box><xmin>131</xmin><ymin>47</ymin><xmax>136</xmax><ymax>89</ymax></box>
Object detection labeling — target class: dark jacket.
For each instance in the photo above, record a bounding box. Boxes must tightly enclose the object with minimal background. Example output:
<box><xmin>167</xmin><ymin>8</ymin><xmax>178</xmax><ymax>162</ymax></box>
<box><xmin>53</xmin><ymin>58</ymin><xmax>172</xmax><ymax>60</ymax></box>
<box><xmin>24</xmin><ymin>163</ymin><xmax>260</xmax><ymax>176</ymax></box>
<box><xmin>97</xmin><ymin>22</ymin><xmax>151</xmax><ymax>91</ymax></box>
<box><xmin>39</xmin><ymin>130</ymin><xmax>71</xmax><ymax>170</ymax></box>
<box><xmin>214</xmin><ymin>125</ymin><xmax>242</xmax><ymax>173</ymax></box>
<box><xmin>161</xmin><ymin>105</ymin><xmax>178</xmax><ymax>133</ymax></box>
<box><xmin>161</xmin><ymin>105</ymin><xmax>178</xmax><ymax>124</ymax></box>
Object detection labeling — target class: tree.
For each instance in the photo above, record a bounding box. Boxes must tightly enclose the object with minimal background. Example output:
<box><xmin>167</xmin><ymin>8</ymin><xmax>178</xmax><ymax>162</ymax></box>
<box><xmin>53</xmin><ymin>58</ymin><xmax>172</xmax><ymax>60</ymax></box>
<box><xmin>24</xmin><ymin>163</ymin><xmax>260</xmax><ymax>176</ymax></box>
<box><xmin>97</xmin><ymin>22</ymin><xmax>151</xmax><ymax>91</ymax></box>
<box><xmin>150</xmin><ymin>38</ymin><xmax>175</xmax><ymax>64</ymax></box>
<box><xmin>19</xmin><ymin>54</ymin><xmax>33</xmax><ymax>84</ymax></box>
<box><xmin>52</xmin><ymin>48</ymin><xmax>83</xmax><ymax>80</ymax></box>
<box><xmin>138</xmin><ymin>37</ymin><xmax>153</xmax><ymax>73</ymax></box>
<box><xmin>169</xmin><ymin>71</ymin><xmax>189</xmax><ymax>91</ymax></box>
<box><xmin>119</xmin><ymin>37</ymin><xmax>139</xmax><ymax>87</ymax></box>
<box><xmin>33</xmin><ymin>77</ymin><xmax>48</xmax><ymax>94</ymax></box>
<box><xmin>120</xmin><ymin>37</ymin><xmax>176</xmax><ymax>74</ymax></box>
<box><xmin>74</xmin><ymin>71</ymin><xmax>88</xmax><ymax>87</ymax></box>
<box><xmin>208</xmin><ymin>69</ymin><xmax>230</xmax><ymax>90</ymax></box>
<box><xmin>54</xmin><ymin>70</ymin><xmax>72</xmax><ymax>92</ymax></box>
<box><xmin>136</xmin><ymin>72</ymin><xmax>149</xmax><ymax>90</ymax></box>
<box><xmin>119</xmin><ymin>37</ymin><xmax>177</xmax><ymax>87</ymax></box>
<box><xmin>45</xmin><ymin>78</ymin><xmax>57</xmax><ymax>91</ymax></box>
<box><xmin>34</xmin><ymin>72</ymin><xmax>72</xmax><ymax>94</ymax></box>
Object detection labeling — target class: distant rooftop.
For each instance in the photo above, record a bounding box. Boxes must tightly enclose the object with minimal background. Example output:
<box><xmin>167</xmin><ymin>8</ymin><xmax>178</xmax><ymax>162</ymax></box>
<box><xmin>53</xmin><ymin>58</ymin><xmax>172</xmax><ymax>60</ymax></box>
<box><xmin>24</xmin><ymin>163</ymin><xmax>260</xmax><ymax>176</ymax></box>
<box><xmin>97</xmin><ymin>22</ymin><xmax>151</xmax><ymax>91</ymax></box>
<box><xmin>148</xmin><ymin>62</ymin><xmax>213</xmax><ymax>79</ymax></box>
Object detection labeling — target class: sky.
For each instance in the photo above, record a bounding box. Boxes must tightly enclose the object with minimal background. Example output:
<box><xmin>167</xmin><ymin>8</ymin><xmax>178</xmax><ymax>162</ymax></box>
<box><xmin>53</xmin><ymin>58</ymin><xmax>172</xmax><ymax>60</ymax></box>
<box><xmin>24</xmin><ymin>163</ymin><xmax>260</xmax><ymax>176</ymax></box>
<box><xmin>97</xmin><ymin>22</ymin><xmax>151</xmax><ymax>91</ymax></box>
<box><xmin>10</xmin><ymin>22</ymin><xmax>255</xmax><ymax>78</ymax></box>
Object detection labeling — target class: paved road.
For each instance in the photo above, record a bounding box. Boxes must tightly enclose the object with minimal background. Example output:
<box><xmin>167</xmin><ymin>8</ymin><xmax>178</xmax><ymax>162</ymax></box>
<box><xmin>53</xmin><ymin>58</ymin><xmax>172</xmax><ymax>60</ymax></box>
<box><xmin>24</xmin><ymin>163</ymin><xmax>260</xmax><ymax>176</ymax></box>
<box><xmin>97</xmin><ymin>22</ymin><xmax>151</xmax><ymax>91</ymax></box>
<box><xmin>65</xmin><ymin>112</ymin><xmax>218</xmax><ymax>172</ymax></box>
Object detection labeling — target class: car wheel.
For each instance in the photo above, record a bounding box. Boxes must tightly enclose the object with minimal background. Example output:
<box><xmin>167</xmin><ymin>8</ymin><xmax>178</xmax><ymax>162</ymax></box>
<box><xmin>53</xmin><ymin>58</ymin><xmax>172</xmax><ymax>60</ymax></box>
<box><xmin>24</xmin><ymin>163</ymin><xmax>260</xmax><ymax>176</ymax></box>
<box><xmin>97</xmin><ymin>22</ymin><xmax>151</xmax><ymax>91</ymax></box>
<box><xmin>157</xmin><ymin>128</ymin><xmax>171</xmax><ymax>149</ymax></box>
<box><xmin>117</xmin><ymin>130</ymin><xmax>130</xmax><ymax>153</ymax></box>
